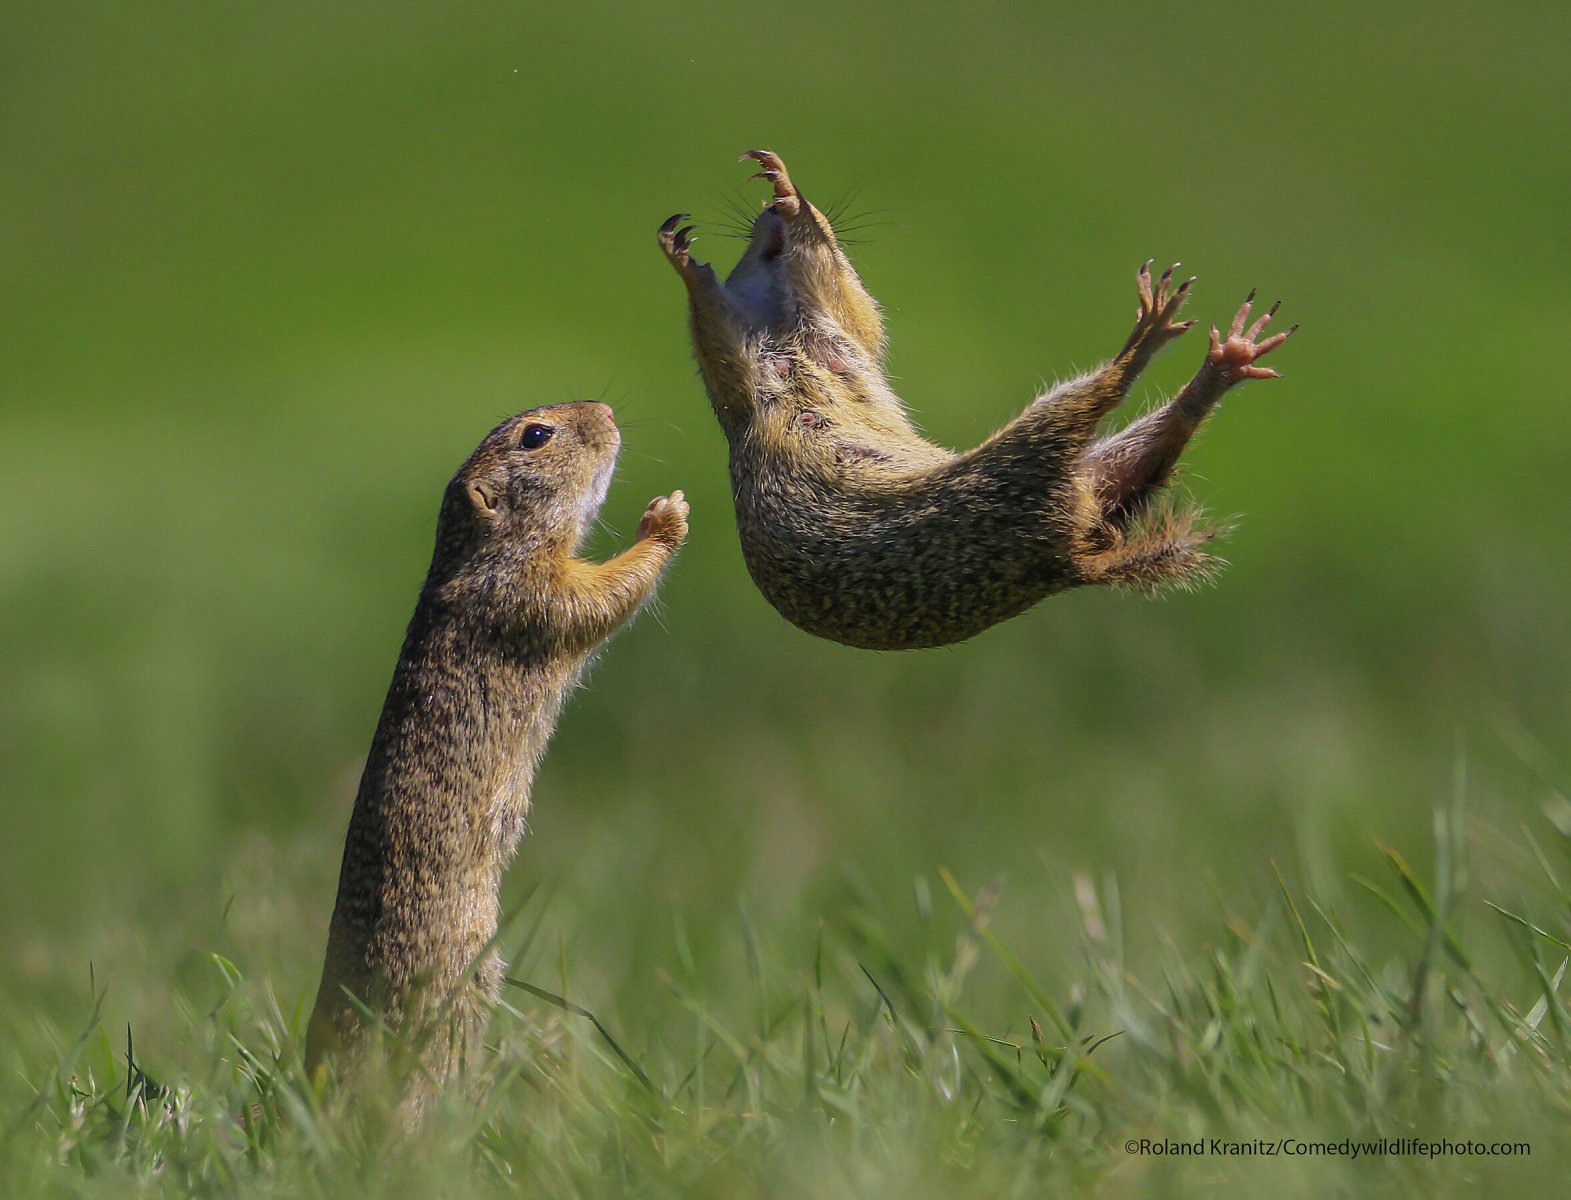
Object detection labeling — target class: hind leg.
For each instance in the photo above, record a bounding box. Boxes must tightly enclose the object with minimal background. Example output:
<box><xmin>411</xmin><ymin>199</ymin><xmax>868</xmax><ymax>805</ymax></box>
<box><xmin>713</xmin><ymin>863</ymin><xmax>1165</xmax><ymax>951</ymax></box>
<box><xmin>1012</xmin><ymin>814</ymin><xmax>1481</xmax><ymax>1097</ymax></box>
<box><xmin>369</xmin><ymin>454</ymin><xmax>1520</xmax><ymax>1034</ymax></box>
<box><xmin>976</xmin><ymin>261</ymin><xmax>1195</xmax><ymax>464</ymax></box>
<box><xmin>1082</xmin><ymin>291</ymin><xmax>1295</xmax><ymax>526</ymax></box>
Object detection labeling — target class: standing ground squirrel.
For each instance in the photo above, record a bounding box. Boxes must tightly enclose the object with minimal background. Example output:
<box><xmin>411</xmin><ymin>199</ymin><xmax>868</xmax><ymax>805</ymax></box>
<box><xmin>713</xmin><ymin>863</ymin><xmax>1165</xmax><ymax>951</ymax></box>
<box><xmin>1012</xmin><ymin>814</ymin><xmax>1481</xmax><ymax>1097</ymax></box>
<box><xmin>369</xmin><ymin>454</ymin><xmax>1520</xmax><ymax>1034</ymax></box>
<box><xmin>659</xmin><ymin>151</ymin><xmax>1294</xmax><ymax>650</ymax></box>
<box><xmin>305</xmin><ymin>402</ymin><xmax>688</xmax><ymax>1116</ymax></box>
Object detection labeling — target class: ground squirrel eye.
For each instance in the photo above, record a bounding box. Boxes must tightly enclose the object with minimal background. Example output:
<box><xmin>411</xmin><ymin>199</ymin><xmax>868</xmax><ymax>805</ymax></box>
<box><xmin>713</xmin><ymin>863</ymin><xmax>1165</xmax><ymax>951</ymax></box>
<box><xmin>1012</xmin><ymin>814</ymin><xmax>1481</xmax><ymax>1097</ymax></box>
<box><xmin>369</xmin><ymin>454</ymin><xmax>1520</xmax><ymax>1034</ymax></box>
<box><xmin>519</xmin><ymin>424</ymin><xmax>555</xmax><ymax>450</ymax></box>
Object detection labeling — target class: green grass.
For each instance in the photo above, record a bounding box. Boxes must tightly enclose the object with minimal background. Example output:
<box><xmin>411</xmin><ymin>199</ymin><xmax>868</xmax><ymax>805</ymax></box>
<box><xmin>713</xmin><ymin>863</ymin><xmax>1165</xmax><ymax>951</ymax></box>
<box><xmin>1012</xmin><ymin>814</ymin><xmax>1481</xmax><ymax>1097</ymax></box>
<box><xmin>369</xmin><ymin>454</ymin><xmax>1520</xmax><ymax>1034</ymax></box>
<box><xmin>8</xmin><ymin>792</ymin><xmax>1571</xmax><ymax>1197</ymax></box>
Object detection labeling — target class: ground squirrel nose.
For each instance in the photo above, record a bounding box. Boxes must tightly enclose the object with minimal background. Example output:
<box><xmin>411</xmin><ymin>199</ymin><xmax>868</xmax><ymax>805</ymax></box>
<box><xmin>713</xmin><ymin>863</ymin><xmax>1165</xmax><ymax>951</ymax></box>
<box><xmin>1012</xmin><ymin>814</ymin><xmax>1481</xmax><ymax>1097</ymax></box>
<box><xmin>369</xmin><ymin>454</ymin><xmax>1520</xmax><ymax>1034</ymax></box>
<box><xmin>585</xmin><ymin>402</ymin><xmax>615</xmax><ymax>423</ymax></box>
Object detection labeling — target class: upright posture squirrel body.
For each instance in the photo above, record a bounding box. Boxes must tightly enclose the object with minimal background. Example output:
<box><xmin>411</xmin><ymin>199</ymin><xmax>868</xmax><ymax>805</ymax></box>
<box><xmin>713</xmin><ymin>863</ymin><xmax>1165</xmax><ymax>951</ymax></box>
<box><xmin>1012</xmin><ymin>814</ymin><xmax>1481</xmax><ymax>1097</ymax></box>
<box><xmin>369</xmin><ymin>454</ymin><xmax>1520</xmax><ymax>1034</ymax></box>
<box><xmin>660</xmin><ymin>151</ymin><xmax>1294</xmax><ymax>650</ymax></box>
<box><xmin>306</xmin><ymin>402</ymin><xmax>687</xmax><ymax>1114</ymax></box>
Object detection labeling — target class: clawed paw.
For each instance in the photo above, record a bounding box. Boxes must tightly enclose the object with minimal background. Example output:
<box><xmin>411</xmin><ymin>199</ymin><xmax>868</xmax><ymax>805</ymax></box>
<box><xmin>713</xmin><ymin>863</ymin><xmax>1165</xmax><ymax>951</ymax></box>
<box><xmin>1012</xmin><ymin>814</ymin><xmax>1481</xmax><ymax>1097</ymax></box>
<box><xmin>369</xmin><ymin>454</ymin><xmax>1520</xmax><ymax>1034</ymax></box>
<box><xmin>1208</xmin><ymin>290</ymin><xmax>1296</xmax><ymax>381</ymax></box>
<box><xmin>1130</xmin><ymin>259</ymin><xmax>1197</xmax><ymax>351</ymax></box>
<box><xmin>740</xmin><ymin>149</ymin><xmax>802</xmax><ymax>218</ymax></box>
<box><xmin>658</xmin><ymin>213</ymin><xmax>699</xmax><ymax>270</ymax></box>
<box><xmin>637</xmin><ymin>489</ymin><xmax>690</xmax><ymax>547</ymax></box>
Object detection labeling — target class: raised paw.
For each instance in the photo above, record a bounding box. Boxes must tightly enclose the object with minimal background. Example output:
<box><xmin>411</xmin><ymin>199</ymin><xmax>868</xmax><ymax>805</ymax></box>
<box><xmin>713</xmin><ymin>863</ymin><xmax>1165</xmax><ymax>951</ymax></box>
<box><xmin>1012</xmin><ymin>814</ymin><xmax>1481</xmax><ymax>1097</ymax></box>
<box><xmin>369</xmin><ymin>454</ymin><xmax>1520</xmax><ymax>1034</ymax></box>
<box><xmin>637</xmin><ymin>489</ymin><xmax>689</xmax><ymax>548</ymax></box>
<box><xmin>740</xmin><ymin>149</ymin><xmax>803</xmax><ymax>218</ymax></box>
<box><xmin>1207</xmin><ymin>290</ymin><xmax>1297</xmax><ymax>381</ymax></box>
<box><xmin>659</xmin><ymin>216</ymin><xmax>720</xmax><ymax>291</ymax></box>
<box><xmin>658</xmin><ymin>214</ymin><xmax>700</xmax><ymax>270</ymax></box>
<box><xmin>1126</xmin><ymin>260</ymin><xmax>1197</xmax><ymax>354</ymax></box>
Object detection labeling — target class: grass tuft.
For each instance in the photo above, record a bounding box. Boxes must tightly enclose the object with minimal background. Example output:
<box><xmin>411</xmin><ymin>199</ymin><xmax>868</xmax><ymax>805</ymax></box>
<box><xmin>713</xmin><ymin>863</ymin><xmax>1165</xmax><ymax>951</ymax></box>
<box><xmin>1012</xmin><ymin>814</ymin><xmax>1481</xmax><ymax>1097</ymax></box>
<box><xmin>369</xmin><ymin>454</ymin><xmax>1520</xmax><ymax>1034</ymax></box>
<box><xmin>7</xmin><ymin>803</ymin><xmax>1571</xmax><ymax>1197</ymax></box>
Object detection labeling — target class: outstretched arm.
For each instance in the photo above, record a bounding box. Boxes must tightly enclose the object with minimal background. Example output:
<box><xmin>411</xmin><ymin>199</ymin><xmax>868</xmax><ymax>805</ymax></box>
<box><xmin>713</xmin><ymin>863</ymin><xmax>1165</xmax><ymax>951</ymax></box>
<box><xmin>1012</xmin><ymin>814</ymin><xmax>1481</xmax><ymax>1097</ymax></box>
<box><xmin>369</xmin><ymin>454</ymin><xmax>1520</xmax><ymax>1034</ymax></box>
<box><xmin>555</xmin><ymin>492</ymin><xmax>689</xmax><ymax>648</ymax></box>
<box><xmin>658</xmin><ymin>217</ymin><xmax>763</xmax><ymax>424</ymax></box>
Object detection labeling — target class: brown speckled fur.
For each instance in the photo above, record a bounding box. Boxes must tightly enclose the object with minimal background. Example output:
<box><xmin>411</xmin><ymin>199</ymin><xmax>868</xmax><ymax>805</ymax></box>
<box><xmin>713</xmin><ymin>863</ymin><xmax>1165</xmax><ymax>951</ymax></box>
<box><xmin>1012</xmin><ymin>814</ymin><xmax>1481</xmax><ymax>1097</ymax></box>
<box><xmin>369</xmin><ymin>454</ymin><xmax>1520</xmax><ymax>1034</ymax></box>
<box><xmin>305</xmin><ymin>402</ymin><xmax>687</xmax><ymax>1119</ymax></box>
<box><xmin>660</xmin><ymin>151</ymin><xmax>1294</xmax><ymax>650</ymax></box>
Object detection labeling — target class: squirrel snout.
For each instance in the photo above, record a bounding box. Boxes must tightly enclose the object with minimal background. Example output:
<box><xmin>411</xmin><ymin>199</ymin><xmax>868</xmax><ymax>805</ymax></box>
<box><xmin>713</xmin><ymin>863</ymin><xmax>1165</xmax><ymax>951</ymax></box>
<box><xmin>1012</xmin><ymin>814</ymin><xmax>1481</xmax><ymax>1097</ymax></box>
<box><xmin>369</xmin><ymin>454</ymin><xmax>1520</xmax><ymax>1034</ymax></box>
<box><xmin>584</xmin><ymin>401</ymin><xmax>616</xmax><ymax>425</ymax></box>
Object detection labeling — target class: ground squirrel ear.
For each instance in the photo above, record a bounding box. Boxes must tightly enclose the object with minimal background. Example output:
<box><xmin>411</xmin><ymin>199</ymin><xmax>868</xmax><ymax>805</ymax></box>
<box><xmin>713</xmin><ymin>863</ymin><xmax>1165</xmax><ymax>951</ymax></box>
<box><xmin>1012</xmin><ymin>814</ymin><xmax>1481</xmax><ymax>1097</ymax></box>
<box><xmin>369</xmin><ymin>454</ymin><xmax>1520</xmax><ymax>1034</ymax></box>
<box><xmin>466</xmin><ymin>480</ymin><xmax>501</xmax><ymax>518</ymax></box>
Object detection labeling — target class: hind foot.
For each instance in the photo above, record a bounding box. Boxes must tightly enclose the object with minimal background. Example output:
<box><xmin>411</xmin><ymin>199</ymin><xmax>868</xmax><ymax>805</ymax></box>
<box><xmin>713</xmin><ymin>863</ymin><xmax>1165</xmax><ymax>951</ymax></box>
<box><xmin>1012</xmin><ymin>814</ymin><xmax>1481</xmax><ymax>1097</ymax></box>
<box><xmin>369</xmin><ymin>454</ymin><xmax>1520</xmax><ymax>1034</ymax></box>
<box><xmin>1121</xmin><ymin>260</ymin><xmax>1197</xmax><ymax>358</ymax></box>
<box><xmin>1208</xmin><ymin>291</ymin><xmax>1296</xmax><ymax>381</ymax></box>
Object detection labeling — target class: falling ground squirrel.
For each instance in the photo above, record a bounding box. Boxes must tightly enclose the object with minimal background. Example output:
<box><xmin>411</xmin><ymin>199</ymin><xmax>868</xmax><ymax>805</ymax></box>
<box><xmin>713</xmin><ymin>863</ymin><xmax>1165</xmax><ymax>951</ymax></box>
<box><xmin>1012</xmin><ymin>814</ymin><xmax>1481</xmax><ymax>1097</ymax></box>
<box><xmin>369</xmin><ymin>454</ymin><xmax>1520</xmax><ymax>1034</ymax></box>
<box><xmin>659</xmin><ymin>150</ymin><xmax>1295</xmax><ymax>651</ymax></box>
<box><xmin>306</xmin><ymin>402</ymin><xmax>688</xmax><ymax>1118</ymax></box>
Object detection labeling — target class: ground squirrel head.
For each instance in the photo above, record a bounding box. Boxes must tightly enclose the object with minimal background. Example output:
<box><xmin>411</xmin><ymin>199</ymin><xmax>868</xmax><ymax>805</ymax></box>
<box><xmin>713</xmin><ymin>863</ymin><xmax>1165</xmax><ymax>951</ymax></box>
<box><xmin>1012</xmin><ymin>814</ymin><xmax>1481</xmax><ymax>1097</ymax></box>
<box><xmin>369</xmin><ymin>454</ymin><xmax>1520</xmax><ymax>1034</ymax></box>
<box><xmin>434</xmin><ymin>402</ymin><xmax>621</xmax><ymax>571</ymax></box>
<box><xmin>662</xmin><ymin>152</ymin><xmax>913</xmax><ymax>463</ymax></box>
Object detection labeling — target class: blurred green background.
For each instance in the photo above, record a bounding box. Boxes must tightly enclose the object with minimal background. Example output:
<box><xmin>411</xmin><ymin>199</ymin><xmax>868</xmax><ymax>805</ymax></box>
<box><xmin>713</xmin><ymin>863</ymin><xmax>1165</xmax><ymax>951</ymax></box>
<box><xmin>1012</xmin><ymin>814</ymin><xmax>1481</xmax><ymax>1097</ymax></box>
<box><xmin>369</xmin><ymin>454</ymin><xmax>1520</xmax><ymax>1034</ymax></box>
<box><xmin>2</xmin><ymin>0</ymin><xmax>1568</xmax><ymax>1055</ymax></box>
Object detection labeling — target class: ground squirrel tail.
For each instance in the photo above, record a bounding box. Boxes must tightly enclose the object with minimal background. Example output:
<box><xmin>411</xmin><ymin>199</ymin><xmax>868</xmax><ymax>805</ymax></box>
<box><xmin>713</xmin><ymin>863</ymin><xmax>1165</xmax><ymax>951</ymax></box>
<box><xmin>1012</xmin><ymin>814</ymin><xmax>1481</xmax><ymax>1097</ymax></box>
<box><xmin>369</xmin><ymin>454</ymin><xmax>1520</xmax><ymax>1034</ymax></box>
<box><xmin>1079</xmin><ymin>508</ymin><xmax>1227</xmax><ymax>593</ymax></box>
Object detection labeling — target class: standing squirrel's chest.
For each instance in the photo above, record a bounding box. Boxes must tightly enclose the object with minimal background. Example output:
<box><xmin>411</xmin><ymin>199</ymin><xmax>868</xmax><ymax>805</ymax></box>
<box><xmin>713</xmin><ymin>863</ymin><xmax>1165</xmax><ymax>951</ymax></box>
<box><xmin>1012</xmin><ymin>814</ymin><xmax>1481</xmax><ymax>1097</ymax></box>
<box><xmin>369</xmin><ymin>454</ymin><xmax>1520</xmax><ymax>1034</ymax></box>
<box><xmin>472</xmin><ymin>675</ymin><xmax>574</xmax><ymax>861</ymax></box>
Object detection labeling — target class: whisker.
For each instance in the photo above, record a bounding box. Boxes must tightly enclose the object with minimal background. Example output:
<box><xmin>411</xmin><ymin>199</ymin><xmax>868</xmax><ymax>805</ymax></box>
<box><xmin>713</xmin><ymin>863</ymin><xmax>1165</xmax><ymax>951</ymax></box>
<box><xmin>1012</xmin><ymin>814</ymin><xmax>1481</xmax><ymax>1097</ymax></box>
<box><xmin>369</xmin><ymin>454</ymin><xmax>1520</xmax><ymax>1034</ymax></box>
<box><xmin>821</xmin><ymin>177</ymin><xmax>870</xmax><ymax>227</ymax></box>
<box><xmin>712</xmin><ymin>186</ymin><xmax>767</xmax><ymax>240</ymax></box>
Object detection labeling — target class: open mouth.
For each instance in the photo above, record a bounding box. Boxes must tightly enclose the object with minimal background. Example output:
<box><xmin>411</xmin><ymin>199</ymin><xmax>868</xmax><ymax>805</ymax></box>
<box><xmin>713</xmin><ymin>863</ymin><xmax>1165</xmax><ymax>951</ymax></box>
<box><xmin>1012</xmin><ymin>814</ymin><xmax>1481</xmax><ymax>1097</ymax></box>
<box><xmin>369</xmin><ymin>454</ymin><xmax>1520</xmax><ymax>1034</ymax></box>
<box><xmin>659</xmin><ymin>150</ymin><xmax>814</xmax><ymax>332</ymax></box>
<box><xmin>753</xmin><ymin>209</ymin><xmax>787</xmax><ymax>262</ymax></box>
<box><xmin>717</xmin><ymin>210</ymin><xmax>794</xmax><ymax>327</ymax></box>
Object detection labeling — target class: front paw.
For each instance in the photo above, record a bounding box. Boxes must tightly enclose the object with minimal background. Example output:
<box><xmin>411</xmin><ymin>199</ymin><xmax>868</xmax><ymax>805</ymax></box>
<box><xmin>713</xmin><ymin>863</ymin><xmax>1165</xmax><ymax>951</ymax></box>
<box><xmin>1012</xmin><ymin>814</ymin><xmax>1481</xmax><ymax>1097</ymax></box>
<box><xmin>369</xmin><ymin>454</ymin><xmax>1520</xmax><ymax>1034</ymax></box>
<box><xmin>637</xmin><ymin>490</ymin><xmax>689</xmax><ymax>548</ymax></box>
<box><xmin>740</xmin><ymin>149</ymin><xmax>803</xmax><ymax>219</ymax></box>
<box><xmin>658</xmin><ymin>213</ymin><xmax>694</xmax><ymax>264</ymax></box>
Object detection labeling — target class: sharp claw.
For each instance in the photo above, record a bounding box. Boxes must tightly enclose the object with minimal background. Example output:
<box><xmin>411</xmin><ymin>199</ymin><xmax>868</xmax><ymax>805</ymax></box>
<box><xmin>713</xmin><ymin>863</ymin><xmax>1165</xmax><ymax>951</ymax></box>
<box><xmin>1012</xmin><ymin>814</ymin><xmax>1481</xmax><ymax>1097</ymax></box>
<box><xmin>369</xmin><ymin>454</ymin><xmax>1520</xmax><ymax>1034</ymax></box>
<box><xmin>1246</xmin><ymin>287</ymin><xmax>1257</xmax><ymax>303</ymax></box>
<box><xmin>1267</xmin><ymin>300</ymin><xmax>1282</xmax><ymax>317</ymax></box>
<box><xmin>1159</xmin><ymin>263</ymin><xmax>1176</xmax><ymax>286</ymax></box>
